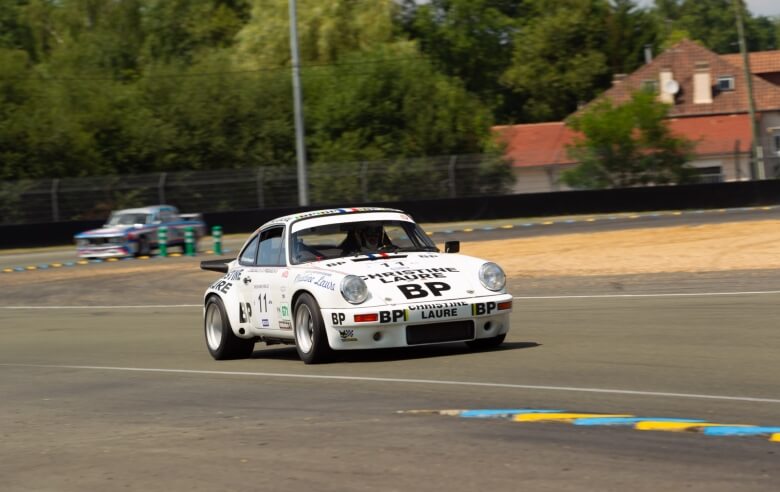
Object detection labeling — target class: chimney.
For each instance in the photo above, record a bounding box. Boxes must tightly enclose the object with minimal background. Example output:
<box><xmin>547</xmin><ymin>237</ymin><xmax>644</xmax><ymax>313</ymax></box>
<box><xmin>659</xmin><ymin>67</ymin><xmax>676</xmax><ymax>104</ymax></box>
<box><xmin>693</xmin><ymin>61</ymin><xmax>713</xmax><ymax>104</ymax></box>
<box><xmin>644</xmin><ymin>44</ymin><xmax>653</xmax><ymax>64</ymax></box>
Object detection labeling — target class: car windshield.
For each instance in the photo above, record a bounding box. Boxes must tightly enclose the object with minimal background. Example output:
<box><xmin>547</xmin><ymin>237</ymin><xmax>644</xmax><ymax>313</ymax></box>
<box><xmin>290</xmin><ymin>220</ymin><xmax>438</xmax><ymax>265</ymax></box>
<box><xmin>107</xmin><ymin>213</ymin><xmax>151</xmax><ymax>226</ymax></box>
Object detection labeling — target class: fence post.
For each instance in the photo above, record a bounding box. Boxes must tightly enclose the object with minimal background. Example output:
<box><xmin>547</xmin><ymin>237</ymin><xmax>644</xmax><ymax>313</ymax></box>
<box><xmin>51</xmin><ymin>178</ymin><xmax>60</xmax><ymax>222</ymax></box>
<box><xmin>360</xmin><ymin>162</ymin><xmax>368</xmax><ymax>202</ymax></box>
<box><xmin>158</xmin><ymin>226</ymin><xmax>168</xmax><ymax>257</ymax></box>
<box><xmin>256</xmin><ymin>167</ymin><xmax>265</xmax><ymax>209</ymax></box>
<box><xmin>212</xmin><ymin>225</ymin><xmax>223</xmax><ymax>255</ymax></box>
<box><xmin>448</xmin><ymin>155</ymin><xmax>457</xmax><ymax>198</ymax></box>
<box><xmin>158</xmin><ymin>172</ymin><xmax>167</xmax><ymax>204</ymax></box>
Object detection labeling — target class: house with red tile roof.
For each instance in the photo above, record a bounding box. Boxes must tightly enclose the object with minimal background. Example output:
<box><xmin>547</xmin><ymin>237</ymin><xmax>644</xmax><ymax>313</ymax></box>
<box><xmin>496</xmin><ymin>40</ymin><xmax>780</xmax><ymax>193</ymax></box>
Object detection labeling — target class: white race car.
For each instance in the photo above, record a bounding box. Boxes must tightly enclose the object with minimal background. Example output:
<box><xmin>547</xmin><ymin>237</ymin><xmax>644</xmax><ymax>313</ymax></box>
<box><xmin>200</xmin><ymin>207</ymin><xmax>512</xmax><ymax>364</ymax></box>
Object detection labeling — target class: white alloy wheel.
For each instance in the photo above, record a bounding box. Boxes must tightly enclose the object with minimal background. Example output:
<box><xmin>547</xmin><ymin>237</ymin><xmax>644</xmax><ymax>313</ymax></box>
<box><xmin>203</xmin><ymin>296</ymin><xmax>254</xmax><ymax>360</ymax></box>
<box><xmin>293</xmin><ymin>293</ymin><xmax>331</xmax><ymax>364</ymax></box>
<box><xmin>295</xmin><ymin>303</ymin><xmax>314</xmax><ymax>354</ymax></box>
<box><xmin>205</xmin><ymin>301</ymin><xmax>223</xmax><ymax>351</ymax></box>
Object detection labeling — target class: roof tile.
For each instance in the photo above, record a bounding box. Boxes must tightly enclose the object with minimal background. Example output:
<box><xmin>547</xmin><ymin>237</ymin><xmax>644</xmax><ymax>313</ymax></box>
<box><xmin>721</xmin><ymin>51</ymin><xmax>780</xmax><ymax>74</ymax></box>
<box><xmin>495</xmin><ymin>114</ymin><xmax>752</xmax><ymax>168</ymax></box>
<box><xmin>584</xmin><ymin>40</ymin><xmax>780</xmax><ymax>117</ymax></box>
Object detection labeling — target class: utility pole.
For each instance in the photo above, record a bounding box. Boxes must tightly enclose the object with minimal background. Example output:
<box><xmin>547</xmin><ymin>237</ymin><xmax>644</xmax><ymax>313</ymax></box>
<box><xmin>289</xmin><ymin>0</ymin><xmax>309</xmax><ymax>205</ymax></box>
<box><xmin>733</xmin><ymin>0</ymin><xmax>765</xmax><ymax>179</ymax></box>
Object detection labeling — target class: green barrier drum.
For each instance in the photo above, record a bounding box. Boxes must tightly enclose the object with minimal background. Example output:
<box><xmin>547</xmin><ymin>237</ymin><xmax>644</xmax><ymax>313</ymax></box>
<box><xmin>157</xmin><ymin>226</ymin><xmax>168</xmax><ymax>257</ymax></box>
<box><xmin>212</xmin><ymin>226</ymin><xmax>223</xmax><ymax>255</ymax></box>
<box><xmin>185</xmin><ymin>226</ymin><xmax>196</xmax><ymax>256</ymax></box>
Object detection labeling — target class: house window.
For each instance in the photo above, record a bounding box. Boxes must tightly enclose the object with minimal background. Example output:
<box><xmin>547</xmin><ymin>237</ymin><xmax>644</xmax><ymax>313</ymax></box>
<box><xmin>717</xmin><ymin>76</ymin><xmax>735</xmax><ymax>91</ymax></box>
<box><xmin>640</xmin><ymin>79</ymin><xmax>658</xmax><ymax>93</ymax></box>
<box><xmin>692</xmin><ymin>166</ymin><xmax>723</xmax><ymax>183</ymax></box>
<box><xmin>774</xmin><ymin>134</ymin><xmax>780</xmax><ymax>156</ymax></box>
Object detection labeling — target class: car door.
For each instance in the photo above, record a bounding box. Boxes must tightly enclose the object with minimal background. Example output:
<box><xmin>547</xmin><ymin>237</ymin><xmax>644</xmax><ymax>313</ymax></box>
<box><xmin>248</xmin><ymin>226</ymin><xmax>287</xmax><ymax>334</ymax></box>
<box><xmin>234</xmin><ymin>233</ymin><xmax>261</xmax><ymax>332</ymax></box>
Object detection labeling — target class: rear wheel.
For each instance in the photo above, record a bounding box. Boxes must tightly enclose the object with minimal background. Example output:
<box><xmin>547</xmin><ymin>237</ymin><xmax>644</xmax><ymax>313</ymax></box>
<box><xmin>204</xmin><ymin>296</ymin><xmax>254</xmax><ymax>360</ymax></box>
<box><xmin>293</xmin><ymin>293</ymin><xmax>331</xmax><ymax>364</ymax></box>
<box><xmin>466</xmin><ymin>334</ymin><xmax>506</xmax><ymax>350</ymax></box>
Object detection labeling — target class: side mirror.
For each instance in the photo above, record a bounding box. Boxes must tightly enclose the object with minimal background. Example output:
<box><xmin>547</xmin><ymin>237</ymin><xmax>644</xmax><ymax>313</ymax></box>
<box><xmin>444</xmin><ymin>241</ymin><xmax>460</xmax><ymax>253</ymax></box>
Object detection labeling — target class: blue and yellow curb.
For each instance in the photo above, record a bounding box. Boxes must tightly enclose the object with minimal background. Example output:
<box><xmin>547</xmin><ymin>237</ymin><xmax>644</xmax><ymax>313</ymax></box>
<box><xmin>401</xmin><ymin>408</ymin><xmax>780</xmax><ymax>444</ymax></box>
<box><xmin>1</xmin><ymin>248</ymin><xmax>232</xmax><ymax>273</ymax></box>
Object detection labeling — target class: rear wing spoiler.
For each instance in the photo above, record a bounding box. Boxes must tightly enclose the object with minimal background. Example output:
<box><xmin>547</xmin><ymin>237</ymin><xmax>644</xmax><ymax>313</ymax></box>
<box><xmin>200</xmin><ymin>258</ymin><xmax>235</xmax><ymax>273</ymax></box>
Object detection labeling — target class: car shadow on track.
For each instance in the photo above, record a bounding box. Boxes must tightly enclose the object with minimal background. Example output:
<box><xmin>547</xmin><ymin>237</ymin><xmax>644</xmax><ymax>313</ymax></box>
<box><xmin>249</xmin><ymin>341</ymin><xmax>540</xmax><ymax>364</ymax></box>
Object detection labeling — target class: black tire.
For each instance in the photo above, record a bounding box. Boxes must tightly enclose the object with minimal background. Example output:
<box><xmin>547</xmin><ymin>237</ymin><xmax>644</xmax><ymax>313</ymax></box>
<box><xmin>204</xmin><ymin>296</ymin><xmax>254</xmax><ymax>360</ymax></box>
<box><xmin>466</xmin><ymin>334</ymin><xmax>506</xmax><ymax>350</ymax></box>
<box><xmin>293</xmin><ymin>293</ymin><xmax>332</xmax><ymax>364</ymax></box>
<box><xmin>136</xmin><ymin>236</ymin><xmax>151</xmax><ymax>257</ymax></box>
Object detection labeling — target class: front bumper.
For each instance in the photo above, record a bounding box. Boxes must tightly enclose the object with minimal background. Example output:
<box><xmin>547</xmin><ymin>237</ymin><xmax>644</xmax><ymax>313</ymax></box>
<box><xmin>321</xmin><ymin>294</ymin><xmax>512</xmax><ymax>350</ymax></box>
<box><xmin>76</xmin><ymin>240</ymin><xmax>135</xmax><ymax>258</ymax></box>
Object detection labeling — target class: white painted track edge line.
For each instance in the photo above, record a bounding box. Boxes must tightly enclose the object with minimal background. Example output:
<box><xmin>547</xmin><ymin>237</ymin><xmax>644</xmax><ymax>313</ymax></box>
<box><xmin>2</xmin><ymin>363</ymin><xmax>780</xmax><ymax>404</ymax></box>
<box><xmin>513</xmin><ymin>290</ymin><xmax>780</xmax><ymax>300</ymax></box>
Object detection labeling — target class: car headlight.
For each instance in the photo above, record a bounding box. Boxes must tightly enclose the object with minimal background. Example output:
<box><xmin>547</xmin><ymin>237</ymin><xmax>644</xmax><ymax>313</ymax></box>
<box><xmin>340</xmin><ymin>275</ymin><xmax>369</xmax><ymax>304</ymax></box>
<box><xmin>478</xmin><ymin>262</ymin><xmax>506</xmax><ymax>291</ymax></box>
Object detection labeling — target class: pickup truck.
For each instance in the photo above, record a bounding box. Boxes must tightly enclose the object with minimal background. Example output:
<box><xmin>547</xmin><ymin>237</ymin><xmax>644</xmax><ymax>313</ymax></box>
<box><xmin>74</xmin><ymin>205</ymin><xmax>207</xmax><ymax>258</ymax></box>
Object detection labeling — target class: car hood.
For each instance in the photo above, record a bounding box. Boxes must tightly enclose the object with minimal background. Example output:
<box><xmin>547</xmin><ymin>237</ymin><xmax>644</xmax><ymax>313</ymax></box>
<box><xmin>311</xmin><ymin>252</ymin><xmax>492</xmax><ymax>305</ymax></box>
<box><xmin>74</xmin><ymin>226</ymin><xmax>134</xmax><ymax>238</ymax></box>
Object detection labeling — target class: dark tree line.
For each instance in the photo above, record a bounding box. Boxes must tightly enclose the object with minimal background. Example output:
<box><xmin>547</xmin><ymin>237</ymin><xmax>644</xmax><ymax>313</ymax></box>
<box><xmin>0</xmin><ymin>0</ymin><xmax>777</xmax><ymax>188</ymax></box>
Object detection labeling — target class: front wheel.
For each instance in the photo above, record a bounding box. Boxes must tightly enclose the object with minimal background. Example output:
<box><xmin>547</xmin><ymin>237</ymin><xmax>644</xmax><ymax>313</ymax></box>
<box><xmin>293</xmin><ymin>293</ymin><xmax>331</xmax><ymax>364</ymax></box>
<box><xmin>466</xmin><ymin>334</ymin><xmax>506</xmax><ymax>350</ymax></box>
<box><xmin>136</xmin><ymin>236</ymin><xmax>151</xmax><ymax>257</ymax></box>
<box><xmin>204</xmin><ymin>296</ymin><xmax>254</xmax><ymax>360</ymax></box>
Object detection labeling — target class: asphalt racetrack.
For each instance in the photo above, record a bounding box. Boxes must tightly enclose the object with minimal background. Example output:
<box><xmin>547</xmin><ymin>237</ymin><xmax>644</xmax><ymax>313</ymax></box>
<box><xmin>2</xmin><ymin>210</ymin><xmax>780</xmax><ymax>491</ymax></box>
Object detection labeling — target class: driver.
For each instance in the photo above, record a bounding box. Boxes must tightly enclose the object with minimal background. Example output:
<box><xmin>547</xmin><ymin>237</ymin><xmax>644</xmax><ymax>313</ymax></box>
<box><xmin>341</xmin><ymin>224</ymin><xmax>393</xmax><ymax>254</ymax></box>
<box><xmin>359</xmin><ymin>224</ymin><xmax>383</xmax><ymax>251</ymax></box>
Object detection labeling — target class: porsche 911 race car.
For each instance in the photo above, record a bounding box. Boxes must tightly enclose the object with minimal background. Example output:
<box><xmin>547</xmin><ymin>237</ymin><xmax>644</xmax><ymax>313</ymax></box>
<box><xmin>200</xmin><ymin>207</ymin><xmax>512</xmax><ymax>364</ymax></box>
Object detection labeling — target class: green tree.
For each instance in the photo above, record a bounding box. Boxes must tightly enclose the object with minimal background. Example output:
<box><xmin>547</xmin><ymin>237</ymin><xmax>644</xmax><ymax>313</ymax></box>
<box><xmin>502</xmin><ymin>0</ymin><xmax>613</xmax><ymax>122</ymax></box>
<box><xmin>605</xmin><ymin>0</ymin><xmax>660</xmax><ymax>74</ymax></box>
<box><xmin>0</xmin><ymin>0</ymin><xmax>35</xmax><ymax>55</ymax></box>
<box><xmin>142</xmin><ymin>0</ymin><xmax>249</xmax><ymax>64</ymax></box>
<box><xmin>398</xmin><ymin>0</ymin><xmax>527</xmax><ymax>123</ymax></box>
<box><xmin>561</xmin><ymin>91</ymin><xmax>695</xmax><ymax>188</ymax></box>
<box><xmin>132</xmin><ymin>54</ymin><xmax>295</xmax><ymax>173</ymax></box>
<box><xmin>19</xmin><ymin>0</ymin><xmax>146</xmax><ymax>78</ymax></box>
<box><xmin>652</xmin><ymin>0</ymin><xmax>777</xmax><ymax>53</ymax></box>
<box><xmin>0</xmin><ymin>44</ymin><xmax>117</xmax><ymax>180</ymax></box>
<box><xmin>233</xmin><ymin>0</ymin><xmax>399</xmax><ymax>68</ymax></box>
<box><xmin>304</xmin><ymin>46</ymin><xmax>509</xmax><ymax>202</ymax></box>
